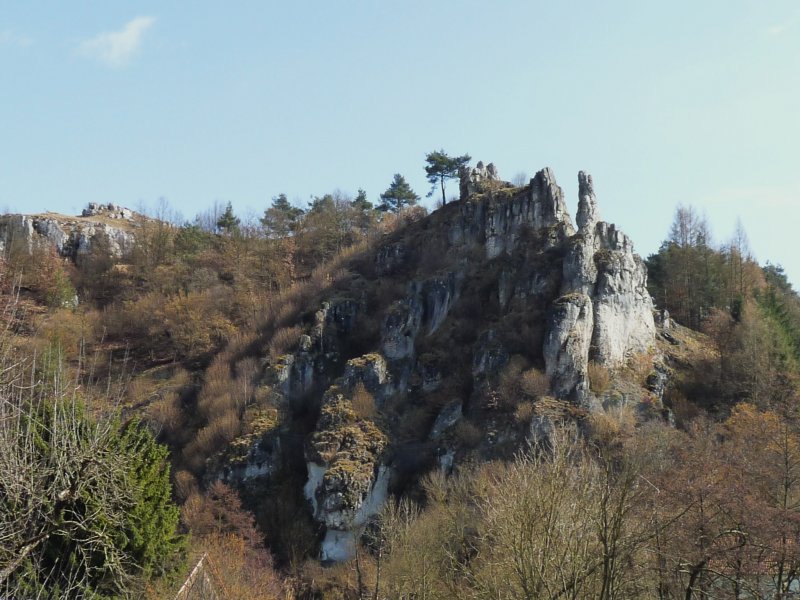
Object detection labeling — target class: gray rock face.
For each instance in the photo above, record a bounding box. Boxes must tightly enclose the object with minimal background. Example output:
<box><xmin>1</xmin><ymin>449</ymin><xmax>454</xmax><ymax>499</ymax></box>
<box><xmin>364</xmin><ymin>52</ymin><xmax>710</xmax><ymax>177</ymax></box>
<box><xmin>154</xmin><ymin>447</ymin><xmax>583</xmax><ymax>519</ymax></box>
<box><xmin>459</xmin><ymin>160</ymin><xmax>501</xmax><ymax>199</ymax></box>
<box><xmin>74</xmin><ymin>223</ymin><xmax>137</xmax><ymax>258</ymax></box>
<box><xmin>449</xmin><ymin>167</ymin><xmax>574</xmax><ymax>260</ymax></box>
<box><xmin>304</xmin><ymin>381</ymin><xmax>390</xmax><ymax>562</ymax></box>
<box><xmin>544</xmin><ymin>294</ymin><xmax>594</xmax><ymax>405</ymax></box>
<box><xmin>381</xmin><ymin>297</ymin><xmax>423</xmax><ymax>360</ymax></box>
<box><xmin>472</xmin><ymin>330</ymin><xmax>509</xmax><ymax>377</ymax></box>
<box><xmin>220</xmin><ymin>436</ymin><xmax>281</xmax><ymax>484</ymax></box>
<box><xmin>341</xmin><ymin>353</ymin><xmax>393</xmax><ymax>404</ymax></box>
<box><xmin>270</xmin><ymin>298</ymin><xmax>363</xmax><ymax>400</ymax></box>
<box><xmin>305</xmin><ymin>463</ymin><xmax>391</xmax><ymax>562</ymax></box>
<box><xmin>544</xmin><ymin>172</ymin><xmax>655</xmax><ymax>403</ymax></box>
<box><xmin>291</xmin><ymin>166</ymin><xmax>656</xmax><ymax>564</ymax></box>
<box><xmin>429</xmin><ymin>401</ymin><xmax>463</xmax><ymax>439</ymax></box>
<box><xmin>0</xmin><ymin>207</ymin><xmax>141</xmax><ymax>260</ymax></box>
<box><xmin>375</xmin><ymin>242</ymin><xmax>407</xmax><ymax>275</ymax></box>
<box><xmin>591</xmin><ymin>224</ymin><xmax>655</xmax><ymax>365</ymax></box>
<box><xmin>420</xmin><ymin>272</ymin><xmax>460</xmax><ymax>334</ymax></box>
<box><xmin>82</xmin><ymin>203</ymin><xmax>134</xmax><ymax>220</ymax></box>
<box><xmin>576</xmin><ymin>171</ymin><xmax>599</xmax><ymax>232</ymax></box>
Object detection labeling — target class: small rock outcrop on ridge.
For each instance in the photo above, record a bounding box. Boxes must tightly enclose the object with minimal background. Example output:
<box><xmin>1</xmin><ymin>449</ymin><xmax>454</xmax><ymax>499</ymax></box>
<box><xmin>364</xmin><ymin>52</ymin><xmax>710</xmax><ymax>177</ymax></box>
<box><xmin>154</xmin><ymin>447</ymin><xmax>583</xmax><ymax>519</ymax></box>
<box><xmin>0</xmin><ymin>204</ymin><xmax>146</xmax><ymax>260</ymax></box>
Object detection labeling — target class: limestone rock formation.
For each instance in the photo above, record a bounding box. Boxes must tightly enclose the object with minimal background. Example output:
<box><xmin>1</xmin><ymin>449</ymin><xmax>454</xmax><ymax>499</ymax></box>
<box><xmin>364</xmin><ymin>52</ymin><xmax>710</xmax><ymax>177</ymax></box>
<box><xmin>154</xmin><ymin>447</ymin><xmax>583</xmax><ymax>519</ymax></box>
<box><xmin>545</xmin><ymin>172</ymin><xmax>655</xmax><ymax>404</ymax></box>
<box><xmin>82</xmin><ymin>202</ymin><xmax>135</xmax><ymax>220</ymax></box>
<box><xmin>459</xmin><ymin>160</ymin><xmax>501</xmax><ymax>199</ymax></box>
<box><xmin>544</xmin><ymin>293</ymin><xmax>595</xmax><ymax>406</ymax></box>
<box><xmin>0</xmin><ymin>205</ymin><xmax>144</xmax><ymax>260</ymax></box>
<box><xmin>251</xmin><ymin>165</ymin><xmax>657</xmax><ymax>563</ymax></box>
<box><xmin>304</xmin><ymin>385</ymin><xmax>389</xmax><ymax>562</ymax></box>
<box><xmin>450</xmin><ymin>167</ymin><xmax>574</xmax><ymax>259</ymax></box>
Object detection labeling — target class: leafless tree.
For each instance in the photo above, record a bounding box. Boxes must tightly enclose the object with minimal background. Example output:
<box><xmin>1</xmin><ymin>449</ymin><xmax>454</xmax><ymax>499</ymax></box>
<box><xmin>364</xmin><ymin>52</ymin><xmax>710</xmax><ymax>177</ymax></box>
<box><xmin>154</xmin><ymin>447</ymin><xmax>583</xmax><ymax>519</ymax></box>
<box><xmin>0</xmin><ymin>300</ymin><xmax>141</xmax><ymax>597</ymax></box>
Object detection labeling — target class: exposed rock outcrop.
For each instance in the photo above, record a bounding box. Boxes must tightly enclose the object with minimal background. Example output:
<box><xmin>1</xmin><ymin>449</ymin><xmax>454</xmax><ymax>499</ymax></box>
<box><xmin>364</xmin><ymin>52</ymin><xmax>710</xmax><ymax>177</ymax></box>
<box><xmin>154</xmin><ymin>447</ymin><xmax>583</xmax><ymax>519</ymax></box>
<box><xmin>0</xmin><ymin>205</ymin><xmax>144</xmax><ymax>260</ymax></box>
<box><xmin>459</xmin><ymin>161</ymin><xmax>501</xmax><ymax>199</ymax></box>
<box><xmin>544</xmin><ymin>294</ymin><xmax>595</xmax><ymax>406</ymax></box>
<box><xmin>544</xmin><ymin>172</ymin><xmax>656</xmax><ymax>404</ymax></box>
<box><xmin>261</xmin><ymin>165</ymin><xmax>657</xmax><ymax>564</ymax></box>
<box><xmin>304</xmin><ymin>385</ymin><xmax>389</xmax><ymax>562</ymax></box>
<box><xmin>450</xmin><ymin>167</ymin><xmax>574</xmax><ymax>260</ymax></box>
<box><xmin>82</xmin><ymin>203</ymin><xmax>134</xmax><ymax>220</ymax></box>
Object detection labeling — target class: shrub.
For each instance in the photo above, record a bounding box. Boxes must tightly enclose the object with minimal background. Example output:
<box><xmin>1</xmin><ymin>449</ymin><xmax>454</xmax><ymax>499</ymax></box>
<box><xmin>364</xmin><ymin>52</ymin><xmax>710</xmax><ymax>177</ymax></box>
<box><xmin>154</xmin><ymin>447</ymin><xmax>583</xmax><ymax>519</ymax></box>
<box><xmin>173</xmin><ymin>470</ymin><xmax>198</xmax><ymax>503</ymax></box>
<box><xmin>452</xmin><ymin>420</ymin><xmax>482</xmax><ymax>449</ymax></box>
<box><xmin>351</xmin><ymin>382</ymin><xmax>376</xmax><ymax>419</ymax></box>
<box><xmin>182</xmin><ymin>410</ymin><xmax>241</xmax><ymax>473</ymax></box>
<box><xmin>588</xmin><ymin>361</ymin><xmax>611</xmax><ymax>393</ymax></box>
<box><xmin>588</xmin><ymin>405</ymin><xmax>636</xmax><ymax>449</ymax></box>
<box><xmin>268</xmin><ymin>325</ymin><xmax>302</xmax><ymax>359</ymax></box>
<box><xmin>520</xmin><ymin>368</ymin><xmax>549</xmax><ymax>399</ymax></box>
<box><xmin>514</xmin><ymin>401</ymin><xmax>536</xmax><ymax>425</ymax></box>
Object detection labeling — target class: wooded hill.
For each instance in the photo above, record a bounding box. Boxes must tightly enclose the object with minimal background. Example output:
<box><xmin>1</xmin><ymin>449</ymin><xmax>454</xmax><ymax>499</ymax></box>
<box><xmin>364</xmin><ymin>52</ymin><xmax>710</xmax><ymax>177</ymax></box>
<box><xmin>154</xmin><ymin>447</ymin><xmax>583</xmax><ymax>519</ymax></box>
<box><xmin>1</xmin><ymin>166</ymin><xmax>799</xmax><ymax>599</ymax></box>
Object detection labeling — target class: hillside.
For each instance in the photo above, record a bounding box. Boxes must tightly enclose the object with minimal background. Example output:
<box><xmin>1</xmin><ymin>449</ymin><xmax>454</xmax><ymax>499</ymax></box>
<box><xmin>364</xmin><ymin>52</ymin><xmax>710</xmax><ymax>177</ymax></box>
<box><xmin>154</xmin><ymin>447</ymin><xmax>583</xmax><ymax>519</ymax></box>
<box><xmin>2</xmin><ymin>165</ymin><xmax>800</xmax><ymax>599</ymax></box>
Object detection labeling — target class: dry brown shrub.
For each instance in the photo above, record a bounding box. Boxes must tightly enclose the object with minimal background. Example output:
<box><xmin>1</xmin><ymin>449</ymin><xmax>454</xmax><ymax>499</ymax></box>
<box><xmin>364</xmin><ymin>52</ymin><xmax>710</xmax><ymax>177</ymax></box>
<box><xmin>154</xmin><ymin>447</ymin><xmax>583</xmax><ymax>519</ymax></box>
<box><xmin>198</xmin><ymin>391</ymin><xmax>237</xmax><ymax>422</ymax></box>
<box><xmin>146</xmin><ymin>393</ymin><xmax>184</xmax><ymax>438</ymax></box>
<box><xmin>589</xmin><ymin>405</ymin><xmax>636</xmax><ymax>448</ymax></box>
<box><xmin>627</xmin><ymin>350</ymin><xmax>655</xmax><ymax>385</ymax></box>
<box><xmin>268</xmin><ymin>325</ymin><xmax>302</xmax><ymax>359</ymax></box>
<box><xmin>588</xmin><ymin>361</ymin><xmax>611</xmax><ymax>394</ymax></box>
<box><xmin>514</xmin><ymin>401</ymin><xmax>535</xmax><ymax>425</ymax></box>
<box><xmin>453</xmin><ymin>420</ymin><xmax>482</xmax><ymax>448</ymax></box>
<box><xmin>203</xmin><ymin>358</ymin><xmax>232</xmax><ymax>399</ymax></box>
<box><xmin>497</xmin><ymin>355</ymin><xmax>531</xmax><ymax>411</ymax></box>
<box><xmin>234</xmin><ymin>356</ymin><xmax>261</xmax><ymax>408</ymax></box>
<box><xmin>520</xmin><ymin>368</ymin><xmax>549</xmax><ymax>399</ymax></box>
<box><xmin>37</xmin><ymin>308</ymin><xmax>93</xmax><ymax>360</ymax></box>
<box><xmin>297</xmin><ymin>559</ymin><xmax>360</xmax><ymax>600</ymax></box>
<box><xmin>173</xmin><ymin>469</ymin><xmax>198</xmax><ymax>503</ymax></box>
<box><xmin>183</xmin><ymin>410</ymin><xmax>241</xmax><ymax>472</ymax></box>
<box><xmin>351</xmin><ymin>382</ymin><xmax>376</xmax><ymax>419</ymax></box>
<box><xmin>665</xmin><ymin>387</ymin><xmax>699</xmax><ymax>428</ymax></box>
<box><xmin>197</xmin><ymin>533</ymin><xmax>284</xmax><ymax>600</ymax></box>
<box><xmin>178</xmin><ymin>482</ymin><xmax>285</xmax><ymax>599</ymax></box>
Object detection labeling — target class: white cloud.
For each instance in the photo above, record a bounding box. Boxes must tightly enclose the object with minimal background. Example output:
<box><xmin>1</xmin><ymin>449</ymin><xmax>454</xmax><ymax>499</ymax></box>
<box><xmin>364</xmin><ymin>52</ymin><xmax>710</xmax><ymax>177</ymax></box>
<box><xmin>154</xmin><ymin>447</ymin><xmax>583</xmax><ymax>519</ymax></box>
<box><xmin>768</xmin><ymin>23</ymin><xmax>789</xmax><ymax>36</ymax></box>
<box><xmin>0</xmin><ymin>30</ymin><xmax>33</xmax><ymax>47</ymax></box>
<box><xmin>767</xmin><ymin>13</ymin><xmax>798</xmax><ymax>36</ymax></box>
<box><xmin>78</xmin><ymin>16</ymin><xmax>155</xmax><ymax>68</ymax></box>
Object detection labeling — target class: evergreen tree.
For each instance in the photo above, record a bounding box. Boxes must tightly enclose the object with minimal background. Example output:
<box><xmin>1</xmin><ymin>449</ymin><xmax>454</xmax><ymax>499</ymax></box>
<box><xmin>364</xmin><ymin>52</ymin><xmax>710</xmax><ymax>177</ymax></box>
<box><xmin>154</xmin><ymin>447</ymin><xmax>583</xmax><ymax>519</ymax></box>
<box><xmin>216</xmin><ymin>201</ymin><xmax>240</xmax><ymax>235</ymax></box>
<box><xmin>351</xmin><ymin>188</ymin><xmax>372</xmax><ymax>212</ymax></box>
<box><xmin>115</xmin><ymin>420</ymin><xmax>183</xmax><ymax>582</ymax></box>
<box><xmin>260</xmin><ymin>194</ymin><xmax>304</xmax><ymax>238</ymax></box>
<box><xmin>1</xmin><ymin>400</ymin><xmax>183</xmax><ymax>598</ymax></box>
<box><xmin>379</xmin><ymin>174</ymin><xmax>419</xmax><ymax>213</ymax></box>
<box><xmin>424</xmin><ymin>149</ymin><xmax>471</xmax><ymax>205</ymax></box>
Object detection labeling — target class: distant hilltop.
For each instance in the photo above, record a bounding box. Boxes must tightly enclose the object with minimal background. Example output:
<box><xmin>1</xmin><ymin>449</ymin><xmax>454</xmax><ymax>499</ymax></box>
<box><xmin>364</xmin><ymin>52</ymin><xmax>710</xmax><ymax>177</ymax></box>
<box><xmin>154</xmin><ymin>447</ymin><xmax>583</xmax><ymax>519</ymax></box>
<box><xmin>0</xmin><ymin>203</ymin><xmax>149</xmax><ymax>259</ymax></box>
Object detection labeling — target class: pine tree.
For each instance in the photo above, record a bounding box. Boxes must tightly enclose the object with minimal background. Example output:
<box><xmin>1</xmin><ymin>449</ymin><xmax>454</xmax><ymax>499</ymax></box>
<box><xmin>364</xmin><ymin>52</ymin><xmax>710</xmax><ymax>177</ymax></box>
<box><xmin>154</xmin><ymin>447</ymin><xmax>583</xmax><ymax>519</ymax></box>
<box><xmin>216</xmin><ymin>201</ymin><xmax>240</xmax><ymax>235</ymax></box>
<box><xmin>379</xmin><ymin>174</ymin><xmax>419</xmax><ymax>213</ymax></box>
<box><xmin>351</xmin><ymin>188</ymin><xmax>372</xmax><ymax>212</ymax></box>
<box><xmin>424</xmin><ymin>149</ymin><xmax>471</xmax><ymax>205</ymax></box>
<box><xmin>261</xmin><ymin>194</ymin><xmax>304</xmax><ymax>238</ymax></box>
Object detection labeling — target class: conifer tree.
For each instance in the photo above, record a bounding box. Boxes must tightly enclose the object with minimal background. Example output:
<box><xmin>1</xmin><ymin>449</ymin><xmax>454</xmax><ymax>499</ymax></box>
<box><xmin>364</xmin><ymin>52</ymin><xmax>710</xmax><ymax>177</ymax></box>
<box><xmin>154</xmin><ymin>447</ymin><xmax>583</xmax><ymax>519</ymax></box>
<box><xmin>216</xmin><ymin>201</ymin><xmax>240</xmax><ymax>235</ymax></box>
<box><xmin>379</xmin><ymin>174</ymin><xmax>419</xmax><ymax>213</ymax></box>
<box><xmin>424</xmin><ymin>149</ymin><xmax>471</xmax><ymax>205</ymax></box>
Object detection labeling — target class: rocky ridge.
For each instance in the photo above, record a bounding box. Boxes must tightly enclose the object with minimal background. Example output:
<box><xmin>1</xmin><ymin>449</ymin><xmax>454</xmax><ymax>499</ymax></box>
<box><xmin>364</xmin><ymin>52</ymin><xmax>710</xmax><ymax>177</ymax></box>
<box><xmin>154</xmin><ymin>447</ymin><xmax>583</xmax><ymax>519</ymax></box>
<box><xmin>0</xmin><ymin>203</ymin><xmax>146</xmax><ymax>260</ymax></box>
<box><xmin>224</xmin><ymin>165</ymin><xmax>658</xmax><ymax>562</ymax></box>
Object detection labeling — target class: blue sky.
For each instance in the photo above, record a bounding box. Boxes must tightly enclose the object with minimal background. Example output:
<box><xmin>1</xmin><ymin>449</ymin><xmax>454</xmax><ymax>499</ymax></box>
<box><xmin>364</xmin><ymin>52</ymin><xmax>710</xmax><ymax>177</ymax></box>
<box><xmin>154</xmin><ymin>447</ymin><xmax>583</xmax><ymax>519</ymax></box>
<box><xmin>1</xmin><ymin>2</ymin><xmax>799</xmax><ymax>285</ymax></box>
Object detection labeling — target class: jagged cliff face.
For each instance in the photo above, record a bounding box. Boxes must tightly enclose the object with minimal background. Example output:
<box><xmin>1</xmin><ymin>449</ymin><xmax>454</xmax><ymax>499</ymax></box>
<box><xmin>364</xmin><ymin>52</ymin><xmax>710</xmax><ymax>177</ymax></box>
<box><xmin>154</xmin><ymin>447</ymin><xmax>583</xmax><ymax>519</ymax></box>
<box><xmin>229</xmin><ymin>166</ymin><xmax>656</xmax><ymax>561</ymax></box>
<box><xmin>547</xmin><ymin>172</ymin><xmax>656</xmax><ymax>406</ymax></box>
<box><xmin>0</xmin><ymin>203</ymin><xmax>144</xmax><ymax>260</ymax></box>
